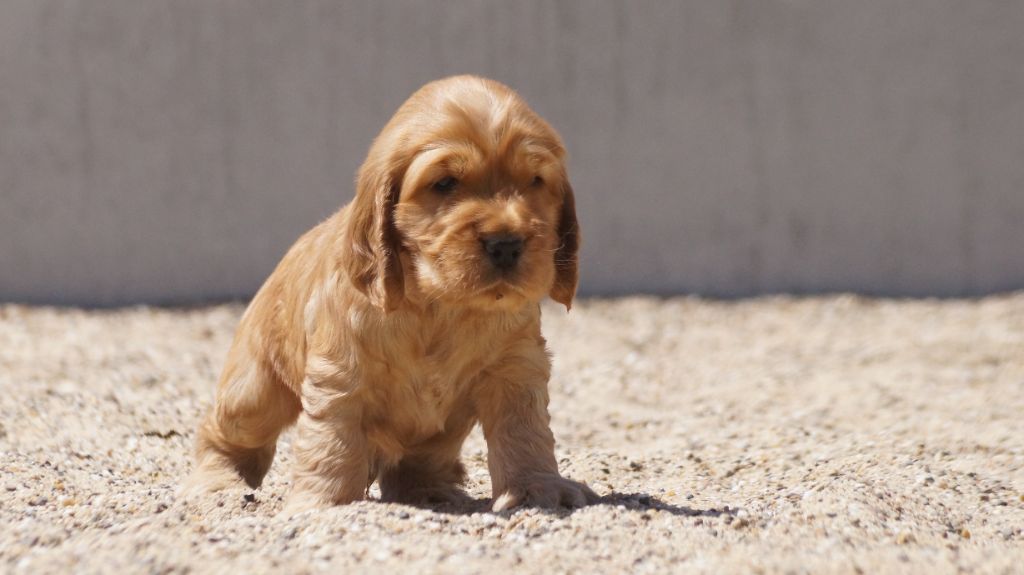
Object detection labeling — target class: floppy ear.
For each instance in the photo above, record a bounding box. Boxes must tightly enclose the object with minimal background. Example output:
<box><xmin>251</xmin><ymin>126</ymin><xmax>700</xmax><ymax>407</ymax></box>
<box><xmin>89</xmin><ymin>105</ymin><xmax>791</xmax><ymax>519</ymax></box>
<box><xmin>549</xmin><ymin>180</ymin><xmax>580</xmax><ymax>311</ymax></box>
<box><xmin>344</xmin><ymin>154</ymin><xmax>405</xmax><ymax>312</ymax></box>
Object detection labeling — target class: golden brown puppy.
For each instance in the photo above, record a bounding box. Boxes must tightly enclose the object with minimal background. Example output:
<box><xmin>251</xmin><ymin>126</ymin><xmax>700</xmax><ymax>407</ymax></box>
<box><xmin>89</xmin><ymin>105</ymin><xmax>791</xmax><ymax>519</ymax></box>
<box><xmin>184</xmin><ymin>75</ymin><xmax>596</xmax><ymax>513</ymax></box>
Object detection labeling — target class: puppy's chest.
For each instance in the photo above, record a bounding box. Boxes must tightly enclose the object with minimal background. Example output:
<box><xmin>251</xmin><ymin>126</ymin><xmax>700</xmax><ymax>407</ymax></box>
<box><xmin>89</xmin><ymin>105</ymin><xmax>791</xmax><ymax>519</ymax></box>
<box><xmin>375</xmin><ymin>317</ymin><xmax>510</xmax><ymax>439</ymax></box>
<box><xmin>402</xmin><ymin>327</ymin><xmax>494</xmax><ymax>406</ymax></box>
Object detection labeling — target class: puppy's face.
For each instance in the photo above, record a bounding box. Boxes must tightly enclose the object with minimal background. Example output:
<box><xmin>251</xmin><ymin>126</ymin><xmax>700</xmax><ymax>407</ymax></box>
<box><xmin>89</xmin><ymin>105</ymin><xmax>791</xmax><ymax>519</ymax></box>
<box><xmin>347</xmin><ymin>77</ymin><xmax>579</xmax><ymax>312</ymax></box>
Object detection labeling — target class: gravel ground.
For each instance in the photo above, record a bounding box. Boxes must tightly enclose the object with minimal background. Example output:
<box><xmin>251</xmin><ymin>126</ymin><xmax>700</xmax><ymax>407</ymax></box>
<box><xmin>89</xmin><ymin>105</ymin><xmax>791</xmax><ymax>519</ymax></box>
<box><xmin>1</xmin><ymin>295</ymin><xmax>1023</xmax><ymax>574</ymax></box>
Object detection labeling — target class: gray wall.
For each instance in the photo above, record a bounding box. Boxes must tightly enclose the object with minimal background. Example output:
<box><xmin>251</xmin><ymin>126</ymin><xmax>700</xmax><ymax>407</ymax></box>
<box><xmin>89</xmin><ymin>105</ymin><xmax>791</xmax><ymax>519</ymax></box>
<box><xmin>2</xmin><ymin>1</ymin><xmax>1023</xmax><ymax>305</ymax></box>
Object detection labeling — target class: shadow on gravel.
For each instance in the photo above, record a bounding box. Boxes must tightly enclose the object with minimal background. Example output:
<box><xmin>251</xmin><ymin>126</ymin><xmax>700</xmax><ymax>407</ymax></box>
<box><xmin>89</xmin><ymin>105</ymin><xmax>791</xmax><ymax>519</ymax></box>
<box><xmin>596</xmin><ymin>491</ymin><xmax>742</xmax><ymax>518</ymax></box>
<box><xmin>397</xmin><ymin>491</ymin><xmax>741</xmax><ymax>519</ymax></box>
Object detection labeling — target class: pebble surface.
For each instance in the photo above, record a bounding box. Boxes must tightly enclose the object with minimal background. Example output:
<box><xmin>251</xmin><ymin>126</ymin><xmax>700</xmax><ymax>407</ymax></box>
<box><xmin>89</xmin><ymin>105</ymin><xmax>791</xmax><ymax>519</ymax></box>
<box><xmin>1</xmin><ymin>295</ymin><xmax>1023</xmax><ymax>573</ymax></box>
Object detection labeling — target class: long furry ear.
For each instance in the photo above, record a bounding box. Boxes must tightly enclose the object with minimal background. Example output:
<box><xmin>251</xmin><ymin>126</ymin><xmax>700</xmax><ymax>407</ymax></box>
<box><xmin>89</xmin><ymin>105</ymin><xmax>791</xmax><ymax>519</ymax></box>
<box><xmin>345</xmin><ymin>154</ymin><xmax>405</xmax><ymax>312</ymax></box>
<box><xmin>549</xmin><ymin>181</ymin><xmax>580</xmax><ymax>310</ymax></box>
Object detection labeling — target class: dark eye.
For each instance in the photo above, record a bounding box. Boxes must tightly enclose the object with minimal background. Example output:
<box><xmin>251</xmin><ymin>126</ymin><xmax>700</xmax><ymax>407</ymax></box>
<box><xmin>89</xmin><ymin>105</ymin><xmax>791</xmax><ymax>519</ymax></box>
<box><xmin>432</xmin><ymin>176</ymin><xmax>458</xmax><ymax>194</ymax></box>
<box><xmin>531</xmin><ymin>175</ymin><xmax>544</xmax><ymax>187</ymax></box>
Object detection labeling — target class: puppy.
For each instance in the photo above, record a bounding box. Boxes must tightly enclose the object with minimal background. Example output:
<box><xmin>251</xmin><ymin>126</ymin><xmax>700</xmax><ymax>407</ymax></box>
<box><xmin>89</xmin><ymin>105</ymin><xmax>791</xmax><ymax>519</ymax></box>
<box><xmin>185</xmin><ymin>75</ymin><xmax>596</xmax><ymax>513</ymax></box>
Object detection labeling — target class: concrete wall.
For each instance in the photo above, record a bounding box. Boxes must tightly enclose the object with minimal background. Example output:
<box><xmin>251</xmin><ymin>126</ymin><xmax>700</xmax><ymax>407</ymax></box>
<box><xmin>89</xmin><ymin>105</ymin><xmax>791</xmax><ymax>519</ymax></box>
<box><xmin>2</xmin><ymin>1</ymin><xmax>1023</xmax><ymax>305</ymax></box>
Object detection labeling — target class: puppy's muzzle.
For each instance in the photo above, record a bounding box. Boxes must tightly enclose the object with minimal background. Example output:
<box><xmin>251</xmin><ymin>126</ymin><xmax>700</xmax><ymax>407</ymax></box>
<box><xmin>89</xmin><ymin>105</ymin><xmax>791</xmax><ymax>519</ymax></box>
<box><xmin>482</xmin><ymin>235</ymin><xmax>524</xmax><ymax>271</ymax></box>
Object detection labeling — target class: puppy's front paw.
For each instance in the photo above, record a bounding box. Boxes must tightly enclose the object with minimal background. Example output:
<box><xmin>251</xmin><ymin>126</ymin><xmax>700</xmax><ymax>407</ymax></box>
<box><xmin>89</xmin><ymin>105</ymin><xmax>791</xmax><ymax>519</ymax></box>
<box><xmin>279</xmin><ymin>490</ymin><xmax>337</xmax><ymax>517</ymax></box>
<box><xmin>492</xmin><ymin>473</ymin><xmax>599</xmax><ymax>512</ymax></box>
<box><xmin>178</xmin><ymin>466</ymin><xmax>247</xmax><ymax>500</ymax></box>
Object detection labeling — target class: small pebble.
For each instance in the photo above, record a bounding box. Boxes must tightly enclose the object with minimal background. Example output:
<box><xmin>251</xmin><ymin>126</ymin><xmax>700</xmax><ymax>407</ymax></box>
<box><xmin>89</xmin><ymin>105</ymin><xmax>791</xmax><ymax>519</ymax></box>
<box><xmin>896</xmin><ymin>532</ymin><xmax>916</xmax><ymax>545</ymax></box>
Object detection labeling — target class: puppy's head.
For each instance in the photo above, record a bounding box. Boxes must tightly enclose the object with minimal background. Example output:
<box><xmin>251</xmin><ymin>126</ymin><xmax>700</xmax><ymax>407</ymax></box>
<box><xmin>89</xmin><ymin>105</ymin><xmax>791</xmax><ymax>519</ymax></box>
<box><xmin>345</xmin><ymin>76</ymin><xmax>579</xmax><ymax>313</ymax></box>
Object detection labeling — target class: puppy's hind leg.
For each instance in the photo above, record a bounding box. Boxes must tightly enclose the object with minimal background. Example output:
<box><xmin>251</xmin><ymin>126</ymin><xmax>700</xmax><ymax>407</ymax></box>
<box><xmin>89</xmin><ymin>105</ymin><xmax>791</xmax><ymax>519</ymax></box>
<box><xmin>184</xmin><ymin>356</ymin><xmax>302</xmax><ymax>495</ymax></box>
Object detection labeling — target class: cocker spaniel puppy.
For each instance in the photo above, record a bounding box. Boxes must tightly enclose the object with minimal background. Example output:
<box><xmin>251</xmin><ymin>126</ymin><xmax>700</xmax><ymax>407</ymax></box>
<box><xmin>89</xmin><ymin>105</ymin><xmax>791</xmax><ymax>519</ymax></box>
<box><xmin>185</xmin><ymin>75</ymin><xmax>596</xmax><ymax>512</ymax></box>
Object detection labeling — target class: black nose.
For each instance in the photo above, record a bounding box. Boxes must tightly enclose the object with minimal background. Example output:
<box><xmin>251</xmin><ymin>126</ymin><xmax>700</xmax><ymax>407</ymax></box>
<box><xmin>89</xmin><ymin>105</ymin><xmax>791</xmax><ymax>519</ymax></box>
<box><xmin>482</xmin><ymin>235</ymin><xmax>524</xmax><ymax>270</ymax></box>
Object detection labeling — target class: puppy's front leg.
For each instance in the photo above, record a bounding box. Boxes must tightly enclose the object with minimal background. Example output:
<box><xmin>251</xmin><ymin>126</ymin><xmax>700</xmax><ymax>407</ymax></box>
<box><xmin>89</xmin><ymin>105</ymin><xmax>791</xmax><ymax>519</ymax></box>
<box><xmin>284</xmin><ymin>377</ymin><xmax>369</xmax><ymax>513</ymax></box>
<box><xmin>474</xmin><ymin>346</ymin><xmax>598</xmax><ymax>512</ymax></box>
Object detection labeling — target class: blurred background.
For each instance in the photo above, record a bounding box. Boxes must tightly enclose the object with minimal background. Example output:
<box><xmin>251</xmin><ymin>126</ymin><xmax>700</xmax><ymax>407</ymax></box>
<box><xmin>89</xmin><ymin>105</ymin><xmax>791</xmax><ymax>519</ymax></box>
<box><xmin>2</xmin><ymin>1</ymin><xmax>1022</xmax><ymax>306</ymax></box>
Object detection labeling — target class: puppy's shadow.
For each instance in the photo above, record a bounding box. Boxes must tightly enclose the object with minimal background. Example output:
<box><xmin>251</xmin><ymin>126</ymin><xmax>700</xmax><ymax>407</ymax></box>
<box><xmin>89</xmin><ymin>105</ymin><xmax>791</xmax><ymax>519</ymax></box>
<box><xmin>588</xmin><ymin>491</ymin><xmax>742</xmax><ymax>518</ymax></box>
<box><xmin>403</xmin><ymin>491</ymin><xmax>738</xmax><ymax>519</ymax></box>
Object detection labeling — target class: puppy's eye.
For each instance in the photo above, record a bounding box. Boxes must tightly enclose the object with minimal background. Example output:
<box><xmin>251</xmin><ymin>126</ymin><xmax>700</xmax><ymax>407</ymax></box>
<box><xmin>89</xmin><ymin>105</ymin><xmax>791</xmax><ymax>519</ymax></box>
<box><xmin>432</xmin><ymin>176</ymin><xmax>458</xmax><ymax>194</ymax></box>
<box><xmin>531</xmin><ymin>175</ymin><xmax>544</xmax><ymax>187</ymax></box>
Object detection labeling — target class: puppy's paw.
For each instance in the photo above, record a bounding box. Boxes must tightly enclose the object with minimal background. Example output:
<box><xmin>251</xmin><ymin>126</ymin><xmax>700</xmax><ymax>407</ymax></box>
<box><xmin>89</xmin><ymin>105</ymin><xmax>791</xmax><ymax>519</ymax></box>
<box><xmin>279</xmin><ymin>486</ymin><xmax>370</xmax><ymax>517</ymax></box>
<box><xmin>492</xmin><ymin>473</ymin><xmax>599</xmax><ymax>512</ymax></box>
<box><xmin>279</xmin><ymin>491</ymin><xmax>337</xmax><ymax>517</ymax></box>
<box><xmin>178</xmin><ymin>467</ymin><xmax>247</xmax><ymax>500</ymax></box>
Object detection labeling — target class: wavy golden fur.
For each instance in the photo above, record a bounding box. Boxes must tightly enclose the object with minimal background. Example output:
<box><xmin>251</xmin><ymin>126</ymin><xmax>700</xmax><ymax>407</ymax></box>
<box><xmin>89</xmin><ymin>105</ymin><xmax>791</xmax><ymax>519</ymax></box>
<box><xmin>184</xmin><ymin>76</ymin><xmax>595</xmax><ymax>512</ymax></box>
